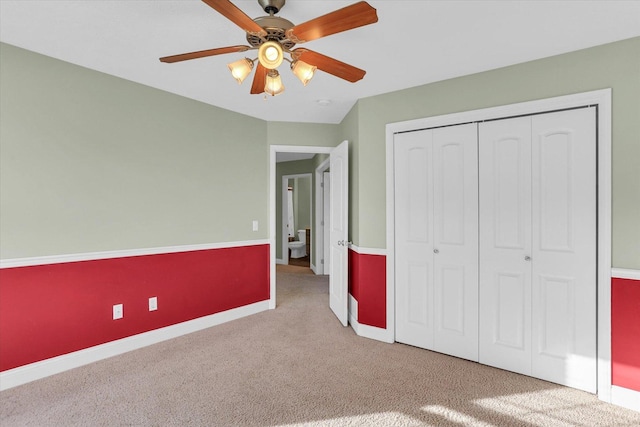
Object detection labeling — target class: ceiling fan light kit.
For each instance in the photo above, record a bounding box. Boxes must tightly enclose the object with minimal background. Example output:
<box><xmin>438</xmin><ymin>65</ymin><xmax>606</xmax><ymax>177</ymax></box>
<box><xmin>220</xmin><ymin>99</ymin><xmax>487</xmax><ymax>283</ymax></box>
<box><xmin>265</xmin><ymin>69</ymin><xmax>285</xmax><ymax>96</ymax></box>
<box><xmin>160</xmin><ymin>0</ymin><xmax>378</xmax><ymax>96</ymax></box>
<box><xmin>228</xmin><ymin>57</ymin><xmax>254</xmax><ymax>84</ymax></box>
<box><xmin>291</xmin><ymin>60</ymin><xmax>317</xmax><ymax>86</ymax></box>
<box><xmin>257</xmin><ymin>41</ymin><xmax>284</xmax><ymax>69</ymax></box>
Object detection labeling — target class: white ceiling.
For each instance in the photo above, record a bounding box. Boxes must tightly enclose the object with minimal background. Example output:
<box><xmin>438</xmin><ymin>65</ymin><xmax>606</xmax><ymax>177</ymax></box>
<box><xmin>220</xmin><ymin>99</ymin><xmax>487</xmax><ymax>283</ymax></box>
<box><xmin>1</xmin><ymin>1</ymin><xmax>639</xmax><ymax>124</ymax></box>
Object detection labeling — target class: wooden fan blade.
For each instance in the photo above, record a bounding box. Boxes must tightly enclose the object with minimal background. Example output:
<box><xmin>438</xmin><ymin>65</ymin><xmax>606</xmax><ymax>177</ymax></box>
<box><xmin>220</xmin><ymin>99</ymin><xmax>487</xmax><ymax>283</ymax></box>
<box><xmin>286</xmin><ymin>1</ymin><xmax>377</xmax><ymax>43</ymax></box>
<box><xmin>292</xmin><ymin>49</ymin><xmax>366</xmax><ymax>83</ymax></box>
<box><xmin>160</xmin><ymin>45</ymin><xmax>250</xmax><ymax>63</ymax></box>
<box><xmin>250</xmin><ymin>62</ymin><xmax>267</xmax><ymax>94</ymax></box>
<box><xmin>201</xmin><ymin>0</ymin><xmax>266</xmax><ymax>37</ymax></box>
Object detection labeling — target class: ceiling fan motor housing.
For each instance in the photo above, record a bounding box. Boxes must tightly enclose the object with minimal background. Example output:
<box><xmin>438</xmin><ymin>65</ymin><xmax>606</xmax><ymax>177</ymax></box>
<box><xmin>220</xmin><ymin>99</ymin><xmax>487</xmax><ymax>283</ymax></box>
<box><xmin>258</xmin><ymin>0</ymin><xmax>285</xmax><ymax>15</ymax></box>
<box><xmin>247</xmin><ymin>16</ymin><xmax>296</xmax><ymax>50</ymax></box>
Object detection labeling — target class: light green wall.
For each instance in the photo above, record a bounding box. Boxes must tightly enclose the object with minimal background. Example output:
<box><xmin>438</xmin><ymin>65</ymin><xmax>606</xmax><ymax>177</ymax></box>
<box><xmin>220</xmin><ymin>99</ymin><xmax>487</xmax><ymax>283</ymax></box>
<box><xmin>267</xmin><ymin>121</ymin><xmax>340</xmax><ymax>148</ymax></box>
<box><xmin>0</xmin><ymin>43</ymin><xmax>268</xmax><ymax>259</ymax></box>
<box><xmin>294</xmin><ymin>176</ymin><xmax>311</xmax><ymax>232</ymax></box>
<box><xmin>350</xmin><ymin>37</ymin><xmax>640</xmax><ymax>269</ymax></box>
<box><xmin>3</xmin><ymin>37</ymin><xmax>639</xmax><ymax>270</ymax></box>
<box><xmin>312</xmin><ymin>153</ymin><xmax>330</xmax><ymax>172</ymax></box>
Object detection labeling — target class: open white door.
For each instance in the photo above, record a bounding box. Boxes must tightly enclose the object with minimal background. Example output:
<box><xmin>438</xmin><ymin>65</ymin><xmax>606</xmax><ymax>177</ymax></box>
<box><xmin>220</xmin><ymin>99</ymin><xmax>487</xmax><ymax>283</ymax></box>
<box><xmin>329</xmin><ymin>140</ymin><xmax>349</xmax><ymax>326</ymax></box>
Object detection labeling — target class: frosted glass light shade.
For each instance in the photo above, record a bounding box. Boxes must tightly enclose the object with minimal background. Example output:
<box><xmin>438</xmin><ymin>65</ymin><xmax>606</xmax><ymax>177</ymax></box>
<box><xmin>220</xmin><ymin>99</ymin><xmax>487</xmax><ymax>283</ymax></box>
<box><xmin>264</xmin><ymin>70</ymin><xmax>285</xmax><ymax>96</ymax></box>
<box><xmin>227</xmin><ymin>58</ymin><xmax>254</xmax><ymax>84</ymax></box>
<box><xmin>291</xmin><ymin>60</ymin><xmax>316</xmax><ymax>86</ymax></box>
<box><xmin>258</xmin><ymin>41</ymin><xmax>284</xmax><ymax>69</ymax></box>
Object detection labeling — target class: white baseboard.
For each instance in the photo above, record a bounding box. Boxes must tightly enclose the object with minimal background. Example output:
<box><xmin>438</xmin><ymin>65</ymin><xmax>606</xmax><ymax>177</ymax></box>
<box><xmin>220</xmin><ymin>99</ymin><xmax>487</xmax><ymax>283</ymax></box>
<box><xmin>276</xmin><ymin>258</ymin><xmax>286</xmax><ymax>265</ymax></box>
<box><xmin>350</xmin><ymin>319</ymin><xmax>394</xmax><ymax>343</ymax></box>
<box><xmin>0</xmin><ymin>300</ymin><xmax>270</xmax><ymax>391</ymax></box>
<box><xmin>310</xmin><ymin>262</ymin><xmax>317</xmax><ymax>274</ymax></box>
<box><xmin>349</xmin><ymin>294</ymin><xmax>358</xmax><ymax>324</ymax></box>
<box><xmin>348</xmin><ymin>295</ymin><xmax>393</xmax><ymax>343</ymax></box>
<box><xmin>611</xmin><ymin>385</ymin><xmax>640</xmax><ymax>412</ymax></box>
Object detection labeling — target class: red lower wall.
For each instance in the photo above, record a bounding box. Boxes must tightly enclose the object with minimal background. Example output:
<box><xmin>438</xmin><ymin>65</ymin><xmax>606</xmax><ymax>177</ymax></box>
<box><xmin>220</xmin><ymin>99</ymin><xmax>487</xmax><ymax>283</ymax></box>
<box><xmin>348</xmin><ymin>249</ymin><xmax>386</xmax><ymax>329</ymax></box>
<box><xmin>0</xmin><ymin>244</ymin><xmax>270</xmax><ymax>372</ymax></box>
<box><xmin>5</xmin><ymin>244</ymin><xmax>635</xmax><ymax>394</ymax></box>
<box><xmin>611</xmin><ymin>276</ymin><xmax>640</xmax><ymax>392</ymax></box>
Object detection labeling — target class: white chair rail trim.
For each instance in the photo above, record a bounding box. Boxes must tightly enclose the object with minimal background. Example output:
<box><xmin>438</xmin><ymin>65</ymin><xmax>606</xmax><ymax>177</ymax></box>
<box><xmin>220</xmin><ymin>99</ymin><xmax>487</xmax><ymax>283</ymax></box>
<box><xmin>611</xmin><ymin>268</ymin><xmax>640</xmax><ymax>281</ymax></box>
<box><xmin>0</xmin><ymin>239</ymin><xmax>270</xmax><ymax>269</ymax></box>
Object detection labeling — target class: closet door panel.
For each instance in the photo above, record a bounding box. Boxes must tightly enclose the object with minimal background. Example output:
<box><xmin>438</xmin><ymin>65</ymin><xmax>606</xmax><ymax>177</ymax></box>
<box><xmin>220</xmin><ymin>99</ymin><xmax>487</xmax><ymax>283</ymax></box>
<box><xmin>531</xmin><ymin>108</ymin><xmax>597</xmax><ymax>393</ymax></box>
<box><xmin>433</xmin><ymin>123</ymin><xmax>479</xmax><ymax>361</ymax></box>
<box><xmin>479</xmin><ymin>117</ymin><xmax>532</xmax><ymax>375</ymax></box>
<box><xmin>438</xmin><ymin>266</ymin><xmax>465</xmax><ymax>334</ymax></box>
<box><xmin>394</xmin><ymin>130</ymin><xmax>434</xmax><ymax>349</ymax></box>
<box><xmin>494</xmin><ymin>271</ymin><xmax>527</xmax><ymax>349</ymax></box>
<box><xmin>537</xmin><ymin>275</ymin><xmax>575</xmax><ymax>357</ymax></box>
<box><xmin>436</xmin><ymin>142</ymin><xmax>465</xmax><ymax>245</ymax></box>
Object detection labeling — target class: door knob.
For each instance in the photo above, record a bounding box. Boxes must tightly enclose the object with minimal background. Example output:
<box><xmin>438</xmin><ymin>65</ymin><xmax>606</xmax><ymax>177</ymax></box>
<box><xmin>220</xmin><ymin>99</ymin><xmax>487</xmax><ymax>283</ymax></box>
<box><xmin>525</xmin><ymin>256</ymin><xmax>531</xmax><ymax>261</ymax></box>
<box><xmin>433</xmin><ymin>249</ymin><xmax>439</xmax><ymax>254</ymax></box>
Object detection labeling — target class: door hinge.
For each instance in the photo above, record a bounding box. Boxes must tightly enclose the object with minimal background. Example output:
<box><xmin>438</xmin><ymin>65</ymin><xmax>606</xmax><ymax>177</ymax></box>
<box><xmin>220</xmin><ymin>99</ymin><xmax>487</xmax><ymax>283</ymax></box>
<box><xmin>321</xmin><ymin>259</ymin><xmax>324</xmax><ymax>264</ymax></box>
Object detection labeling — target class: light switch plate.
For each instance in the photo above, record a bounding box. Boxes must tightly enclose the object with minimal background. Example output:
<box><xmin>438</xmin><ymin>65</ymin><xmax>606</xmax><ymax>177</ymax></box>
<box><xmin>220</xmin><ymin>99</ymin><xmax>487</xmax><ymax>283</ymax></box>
<box><xmin>149</xmin><ymin>297</ymin><xmax>158</xmax><ymax>311</ymax></box>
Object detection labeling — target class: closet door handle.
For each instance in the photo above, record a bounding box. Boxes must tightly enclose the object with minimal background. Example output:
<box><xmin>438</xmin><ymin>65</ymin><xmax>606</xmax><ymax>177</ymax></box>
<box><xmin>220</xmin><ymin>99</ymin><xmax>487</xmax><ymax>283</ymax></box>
<box><xmin>433</xmin><ymin>249</ymin><xmax>439</xmax><ymax>254</ymax></box>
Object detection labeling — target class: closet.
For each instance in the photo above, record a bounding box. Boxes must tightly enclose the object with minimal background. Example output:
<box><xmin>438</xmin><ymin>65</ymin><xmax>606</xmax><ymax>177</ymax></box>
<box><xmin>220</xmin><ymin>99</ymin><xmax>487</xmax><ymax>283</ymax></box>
<box><xmin>394</xmin><ymin>107</ymin><xmax>597</xmax><ymax>393</ymax></box>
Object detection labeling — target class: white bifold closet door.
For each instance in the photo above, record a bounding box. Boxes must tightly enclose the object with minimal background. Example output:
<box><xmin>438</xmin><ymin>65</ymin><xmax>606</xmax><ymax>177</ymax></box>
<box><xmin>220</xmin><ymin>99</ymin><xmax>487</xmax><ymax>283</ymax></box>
<box><xmin>395</xmin><ymin>123</ymin><xmax>479</xmax><ymax>362</ymax></box>
<box><xmin>478</xmin><ymin>108</ymin><xmax>597</xmax><ymax>393</ymax></box>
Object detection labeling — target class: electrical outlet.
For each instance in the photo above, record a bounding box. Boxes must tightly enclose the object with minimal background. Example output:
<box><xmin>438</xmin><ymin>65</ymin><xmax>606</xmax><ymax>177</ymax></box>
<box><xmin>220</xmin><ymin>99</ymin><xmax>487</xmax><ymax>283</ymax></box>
<box><xmin>149</xmin><ymin>296</ymin><xmax>158</xmax><ymax>311</ymax></box>
<box><xmin>252</xmin><ymin>220</ymin><xmax>259</xmax><ymax>231</ymax></box>
<box><xmin>113</xmin><ymin>304</ymin><xmax>123</xmax><ymax>320</ymax></box>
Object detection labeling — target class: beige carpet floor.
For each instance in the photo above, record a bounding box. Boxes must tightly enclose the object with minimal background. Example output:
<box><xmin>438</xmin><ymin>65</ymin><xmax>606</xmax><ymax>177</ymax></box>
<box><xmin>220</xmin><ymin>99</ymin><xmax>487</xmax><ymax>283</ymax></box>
<box><xmin>287</xmin><ymin>255</ymin><xmax>311</xmax><ymax>269</ymax></box>
<box><xmin>1</xmin><ymin>265</ymin><xmax>639</xmax><ymax>426</ymax></box>
<box><xmin>278</xmin><ymin>262</ymin><xmax>314</xmax><ymax>274</ymax></box>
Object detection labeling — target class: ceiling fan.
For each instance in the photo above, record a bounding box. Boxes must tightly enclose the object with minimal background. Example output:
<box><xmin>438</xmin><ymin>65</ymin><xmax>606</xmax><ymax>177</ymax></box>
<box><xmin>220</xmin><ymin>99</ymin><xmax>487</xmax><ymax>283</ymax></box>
<box><xmin>159</xmin><ymin>0</ymin><xmax>378</xmax><ymax>96</ymax></box>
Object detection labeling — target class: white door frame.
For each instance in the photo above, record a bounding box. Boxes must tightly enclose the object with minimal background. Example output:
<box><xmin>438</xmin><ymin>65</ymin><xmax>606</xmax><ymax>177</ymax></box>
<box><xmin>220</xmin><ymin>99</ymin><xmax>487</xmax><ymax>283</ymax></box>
<box><xmin>281</xmin><ymin>173</ymin><xmax>312</xmax><ymax>266</ymax></box>
<box><xmin>386</xmin><ymin>89</ymin><xmax>612</xmax><ymax>402</ymax></box>
<box><xmin>269</xmin><ymin>145</ymin><xmax>333</xmax><ymax>309</ymax></box>
<box><xmin>314</xmin><ymin>157</ymin><xmax>331</xmax><ymax>274</ymax></box>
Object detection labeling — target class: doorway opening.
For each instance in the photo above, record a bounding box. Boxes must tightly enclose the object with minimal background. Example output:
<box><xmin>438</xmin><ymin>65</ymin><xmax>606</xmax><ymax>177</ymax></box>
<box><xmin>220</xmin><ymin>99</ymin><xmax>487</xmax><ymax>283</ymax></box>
<box><xmin>269</xmin><ymin>142</ymin><xmax>350</xmax><ymax>326</ymax></box>
<box><xmin>269</xmin><ymin>145</ymin><xmax>332</xmax><ymax>310</ymax></box>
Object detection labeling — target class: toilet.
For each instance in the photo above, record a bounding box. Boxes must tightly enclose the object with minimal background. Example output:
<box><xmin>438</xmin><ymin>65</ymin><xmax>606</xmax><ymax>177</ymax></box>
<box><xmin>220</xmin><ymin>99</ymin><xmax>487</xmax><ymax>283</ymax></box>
<box><xmin>288</xmin><ymin>230</ymin><xmax>307</xmax><ymax>259</ymax></box>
